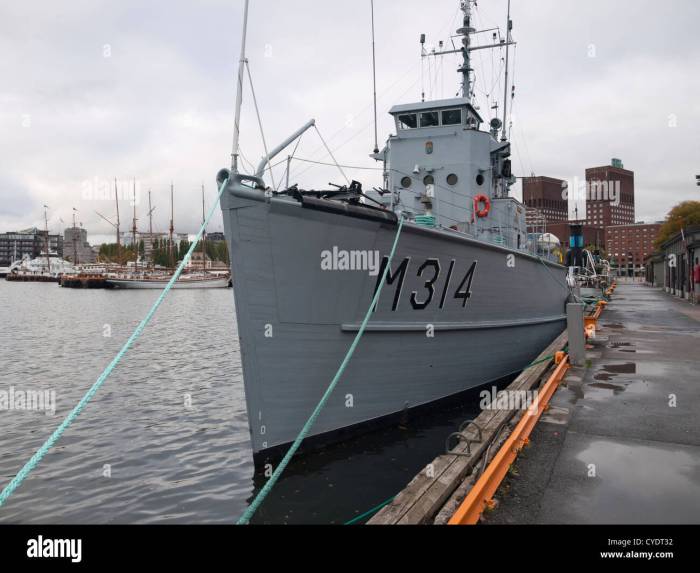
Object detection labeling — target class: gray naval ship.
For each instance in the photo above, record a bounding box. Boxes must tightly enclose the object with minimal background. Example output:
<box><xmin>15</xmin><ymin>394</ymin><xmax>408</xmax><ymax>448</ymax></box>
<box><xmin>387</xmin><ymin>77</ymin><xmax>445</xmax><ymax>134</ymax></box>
<box><xmin>218</xmin><ymin>0</ymin><xmax>571</xmax><ymax>464</ymax></box>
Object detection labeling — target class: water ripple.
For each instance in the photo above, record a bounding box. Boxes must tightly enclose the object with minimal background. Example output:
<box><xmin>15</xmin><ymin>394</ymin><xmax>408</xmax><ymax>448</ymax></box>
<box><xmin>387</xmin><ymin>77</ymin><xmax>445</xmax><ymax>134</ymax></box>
<box><xmin>0</xmin><ymin>282</ymin><xmax>254</xmax><ymax>524</ymax></box>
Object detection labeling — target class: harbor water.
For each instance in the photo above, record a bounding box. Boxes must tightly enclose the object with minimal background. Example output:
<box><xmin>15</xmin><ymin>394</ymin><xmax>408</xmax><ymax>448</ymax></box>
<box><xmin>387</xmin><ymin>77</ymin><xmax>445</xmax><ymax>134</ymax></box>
<box><xmin>0</xmin><ymin>281</ymin><xmax>487</xmax><ymax>524</ymax></box>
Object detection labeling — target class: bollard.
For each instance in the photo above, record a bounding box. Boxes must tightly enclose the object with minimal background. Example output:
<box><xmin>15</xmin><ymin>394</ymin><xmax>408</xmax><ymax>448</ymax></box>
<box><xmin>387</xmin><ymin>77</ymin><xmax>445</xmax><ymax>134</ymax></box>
<box><xmin>567</xmin><ymin>303</ymin><xmax>586</xmax><ymax>367</ymax></box>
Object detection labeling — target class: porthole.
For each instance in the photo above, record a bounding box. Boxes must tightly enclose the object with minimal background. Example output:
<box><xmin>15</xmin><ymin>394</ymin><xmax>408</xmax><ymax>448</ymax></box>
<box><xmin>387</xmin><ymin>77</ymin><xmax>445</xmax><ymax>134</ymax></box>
<box><xmin>401</xmin><ymin>176</ymin><xmax>412</xmax><ymax>189</ymax></box>
<box><xmin>447</xmin><ymin>174</ymin><xmax>459</xmax><ymax>186</ymax></box>
<box><xmin>423</xmin><ymin>175</ymin><xmax>435</xmax><ymax>186</ymax></box>
<box><xmin>476</xmin><ymin>174</ymin><xmax>485</xmax><ymax>186</ymax></box>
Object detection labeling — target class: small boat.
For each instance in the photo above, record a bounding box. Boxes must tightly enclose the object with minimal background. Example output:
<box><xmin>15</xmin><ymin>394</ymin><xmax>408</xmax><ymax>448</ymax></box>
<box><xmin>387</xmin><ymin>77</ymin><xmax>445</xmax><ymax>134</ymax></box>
<box><xmin>106</xmin><ymin>272</ymin><xmax>231</xmax><ymax>289</ymax></box>
<box><xmin>6</xmin><ymin>253</ymin><xmax>77</xmax><ymax>282</ymax></box>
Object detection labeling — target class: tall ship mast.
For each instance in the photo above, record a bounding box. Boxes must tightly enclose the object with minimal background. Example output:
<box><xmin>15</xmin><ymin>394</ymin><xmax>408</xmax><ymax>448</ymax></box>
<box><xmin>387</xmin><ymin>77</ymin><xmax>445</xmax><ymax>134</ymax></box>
<box><xmin>114</xmin><ymin>178</ymin><xmax>121</xmax><ymax>263</ymax></box>
<box><xmin>132</xmin><ymin>179</ymin><xmax>138</xmax><ymax>271</ymax></box>
<box><xmin>169</xmin><ymin>183</ymin><xmax>175</xmax><ymax>269</ymax></box>
<box><xmin>219</xmin><ymin>0</ymin><xmax>572</xmax><ymax>466</ymax></box>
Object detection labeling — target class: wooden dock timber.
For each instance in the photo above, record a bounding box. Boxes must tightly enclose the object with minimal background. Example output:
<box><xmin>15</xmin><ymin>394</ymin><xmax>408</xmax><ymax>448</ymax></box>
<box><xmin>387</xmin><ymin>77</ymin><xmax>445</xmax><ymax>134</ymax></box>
<box><xmin>369</xmin><ymin>330</ymin><xmax>569</xmax><ymax>525</ymax></box>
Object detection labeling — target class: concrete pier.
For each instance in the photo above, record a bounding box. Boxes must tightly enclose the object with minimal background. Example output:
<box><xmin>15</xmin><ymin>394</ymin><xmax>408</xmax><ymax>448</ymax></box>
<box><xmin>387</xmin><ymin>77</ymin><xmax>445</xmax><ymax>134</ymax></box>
<box><xmin>486</xmin><ymin>284</ymin><xmax>700</xmax><ymax>524</ymax></box>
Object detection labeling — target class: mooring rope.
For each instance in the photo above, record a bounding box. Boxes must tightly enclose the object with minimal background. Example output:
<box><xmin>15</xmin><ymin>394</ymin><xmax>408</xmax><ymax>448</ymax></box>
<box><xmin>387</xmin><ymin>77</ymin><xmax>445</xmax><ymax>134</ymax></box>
<box><xmin>345</xmin><ymin>495</ymin><xmax>396</xmax><ymax>525</ymax></box>
<box><xmin>237</xmin><ymin>215</ymin><xmax>406</xmax><ymax>524</ymax></box>
<box><xmin>0</xmin><ymin>178</ymin><xmax>231</xmax><ymax>510</ymax></box>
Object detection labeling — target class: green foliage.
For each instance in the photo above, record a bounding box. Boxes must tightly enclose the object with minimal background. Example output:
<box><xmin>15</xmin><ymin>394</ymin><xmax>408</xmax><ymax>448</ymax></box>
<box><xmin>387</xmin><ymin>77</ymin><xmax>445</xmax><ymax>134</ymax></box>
<box><xmin>207</xmin><ymin>239</ymin><xmax>229</xmax><ymax>264</ymax></box>
<box><xmin>98</xmin><ymin>243</ymin><xmax>136</xmax><ymax>264</ymax></box>
<box><xmin>655</xmin><ymin>201</ymin><xmax>700</xmax><ymax>249</ymax></box>
<box><xmin>99</xmin><ymin>236</ymin><xmax>229</xmax><ymax>267</ymax></box>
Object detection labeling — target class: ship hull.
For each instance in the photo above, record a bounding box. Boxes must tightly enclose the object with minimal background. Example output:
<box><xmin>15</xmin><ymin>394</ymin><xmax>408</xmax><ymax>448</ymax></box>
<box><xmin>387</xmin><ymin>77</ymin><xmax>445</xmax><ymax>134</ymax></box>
<box><xmin>106</xmin><ymin>276</ymin><xmax>230</xmax><ymax>289</ymax></box>
<box><xmin>221</xmin><ymin>183</ymin><xmax>570</xmax><ymax>463</ymax></box>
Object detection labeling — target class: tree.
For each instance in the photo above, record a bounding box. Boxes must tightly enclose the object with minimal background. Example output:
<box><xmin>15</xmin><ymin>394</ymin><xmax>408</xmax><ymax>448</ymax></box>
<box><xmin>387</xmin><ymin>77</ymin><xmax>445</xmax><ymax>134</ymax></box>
<box><xmin>177</xmin><ymin>241</ymin><xmax>191</xmax><ymax>262</ymax></box>
<box><xmin>97</xmin><ymin>243</ymin><xmax>136</xmax><ymax>265</ymax></box>
<box><xmin>655</xmin><ymin>201</ymin><xmax>700</xmax><ymax>249</ymax></box>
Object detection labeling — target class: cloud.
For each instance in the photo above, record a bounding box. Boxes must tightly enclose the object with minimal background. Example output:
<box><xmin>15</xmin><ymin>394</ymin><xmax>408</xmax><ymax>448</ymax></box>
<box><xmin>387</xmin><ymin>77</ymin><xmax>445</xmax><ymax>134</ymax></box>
<box><xmin>1</xmin><ymin>0</ymin><xmax>698</xmax><ymax>241</ymax></box>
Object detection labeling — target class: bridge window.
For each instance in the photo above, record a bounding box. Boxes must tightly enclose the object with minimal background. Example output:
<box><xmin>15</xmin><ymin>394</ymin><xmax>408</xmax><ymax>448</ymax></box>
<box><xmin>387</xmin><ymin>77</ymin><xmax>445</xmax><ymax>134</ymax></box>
<box><xmin>441</xmin><ymin>109</ymin><xmax>462</xmax><ymax>126</ymax></box>
<box><xmin>420</xmin><ymin>111</ymin><xmax>440</xmax><ymax>128</ymax></box>
<box><xmin>398</xmin><ymin>114</ymin><xmax>418</xmax><ymax>129</ymax></box>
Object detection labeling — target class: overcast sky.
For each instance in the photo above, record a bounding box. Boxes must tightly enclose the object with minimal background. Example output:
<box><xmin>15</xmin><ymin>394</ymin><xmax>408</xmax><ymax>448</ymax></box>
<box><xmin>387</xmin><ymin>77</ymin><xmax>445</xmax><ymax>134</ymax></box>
<box><xmin>2</xmin><ymin>0</ymin><xmax>699</xmax><ymax>243</ymax></box>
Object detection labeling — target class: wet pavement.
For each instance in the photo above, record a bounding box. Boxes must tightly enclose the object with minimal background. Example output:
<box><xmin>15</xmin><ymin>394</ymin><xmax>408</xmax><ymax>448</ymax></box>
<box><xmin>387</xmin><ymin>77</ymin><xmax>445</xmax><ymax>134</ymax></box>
<box><xmin>486</xmin><ymin>284</ymin><xmax>700</xmax><ymax>524</ymax></box>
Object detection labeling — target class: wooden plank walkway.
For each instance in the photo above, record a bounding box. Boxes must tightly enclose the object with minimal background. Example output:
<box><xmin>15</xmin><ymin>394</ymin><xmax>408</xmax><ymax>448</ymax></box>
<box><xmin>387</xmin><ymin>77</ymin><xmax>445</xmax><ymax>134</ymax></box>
<box><xmin>369</xmin><ymin>330</ymin><xmax>568</xmax><ymax>525</ymax></box>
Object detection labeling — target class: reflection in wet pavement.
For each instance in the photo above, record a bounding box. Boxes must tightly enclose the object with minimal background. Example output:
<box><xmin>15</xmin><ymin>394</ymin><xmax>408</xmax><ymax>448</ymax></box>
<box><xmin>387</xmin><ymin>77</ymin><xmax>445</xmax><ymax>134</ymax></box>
<box><xmin>601</xmin><ymin>362</ymin><xmax>637</xmax><ymax>375</ymax></box>
<box><xmin>494</xmin><ymin>284</ymin><xmax>700</xmax><ymax>524</ymax></box>
<box><xmin>569</xmin><ymin>437</ymin><xmax>700</xmax><ymax>524</ymax></box>
<box><xmin>589</xmin><ymin>382</ymin><xmax>625</xmax><ymax>393</ymax></box>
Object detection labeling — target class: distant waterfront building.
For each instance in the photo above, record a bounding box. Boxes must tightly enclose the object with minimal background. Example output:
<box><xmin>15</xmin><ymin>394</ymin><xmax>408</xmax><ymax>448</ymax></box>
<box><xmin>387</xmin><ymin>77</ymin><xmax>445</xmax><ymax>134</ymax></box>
<box><xmin>64</xmin><ymin>226</ymin><xmax>97</xmax><ymax>264</ymax></box>
<box><xmin>187</xmin><ymin>252</ymin><xmax>212</xmax><ymax>270</ymax></box>
<box><xmin>522</xmin><ymin>175</ymin><xmax>608</xmax><ymax>251</ymax></box>
<box><xmin>522</xmin><ymin>176</ymin><xmax>568</xmax><ymax>231</ymax></box>
<box><xmin>547</xmin><ymin>223</ymin><xmax>607</xmax><ymax>253</ymax></box>
<box><xmin>138</xmin><ymin>232</ymin><xmax>167</xmax><ymax>261</ymax></box>
<box><xmin>119</xmin><ymin>231</ymin><xmax>135</xmax><ymax>247</ymax></box>
<box><xmin>606</xmin><ymin>222</ymin><xmax>662</xmax><ymax>277</ymax></box>
<box><xmin>645</xmin><ymin>225</ymin><xmax>700</xmax><ymax>300</ymax></box>
<box><xmin>0</xmin><ymin>228</ymin><xmax>63</xmax><ymax>266</ymax></box>
<box><xmin>117</xmin><ymin>231</ymin><xmax>191</xmax><ymax>260</ymax></box>
<box><xmin>207</xmin><ymin>232</ymin><xmax>226</xmax><ymax>243</ymax></box>
<box><xmin>585</xmin><ymin>160</ymin><xmax>635</xmax><ymax>228</ymax></box>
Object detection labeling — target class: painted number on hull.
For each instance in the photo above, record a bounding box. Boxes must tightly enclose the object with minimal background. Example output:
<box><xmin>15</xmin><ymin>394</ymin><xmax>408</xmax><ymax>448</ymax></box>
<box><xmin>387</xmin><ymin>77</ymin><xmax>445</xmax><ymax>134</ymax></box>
<box><xmin>373</xmin><ymin>258</ymin><xmax>478</xmax><ymax>311</ymax></box>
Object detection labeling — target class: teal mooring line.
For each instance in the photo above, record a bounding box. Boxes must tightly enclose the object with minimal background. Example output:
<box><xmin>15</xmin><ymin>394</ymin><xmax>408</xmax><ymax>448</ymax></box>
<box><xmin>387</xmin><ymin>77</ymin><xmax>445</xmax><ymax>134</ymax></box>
<box><xmin>237</xmin><ymin>216</ymin><xmax>406</xmax><ymax>524</ymax></box>
<box><xmin>0</xmin><ymin>178</ymin><xmax>231</xmax><ymax>509</ymax></box>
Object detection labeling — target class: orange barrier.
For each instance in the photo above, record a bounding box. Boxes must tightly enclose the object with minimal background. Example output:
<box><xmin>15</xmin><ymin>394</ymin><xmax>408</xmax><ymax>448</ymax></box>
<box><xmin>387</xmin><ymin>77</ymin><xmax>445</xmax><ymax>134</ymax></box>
<box><xmin>448</xmin><ymin>356</ymin><xmax>570</xmax><ymax>525</ymax></box>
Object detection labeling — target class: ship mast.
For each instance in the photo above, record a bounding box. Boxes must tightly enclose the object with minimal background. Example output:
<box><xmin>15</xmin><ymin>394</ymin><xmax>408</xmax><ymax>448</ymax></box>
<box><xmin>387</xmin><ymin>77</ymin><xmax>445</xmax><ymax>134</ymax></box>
<box><xmin>148</xmin><ymin>190</ymin><xmax>155</xmax><ymax>269</ymax></box>
<box><xmin>114</xmin><ymin>178</ymin><xmax>121</xmax><ymax>264</ymax></box>
<box><xmin>501</xmin><ymin>0</ymin><xmax>513</xmax><ymax>141</ymax></box>
<box><xmin>201</xmin><ymin>184</ymin><xmax>207</xmax><ymax>272</ymax></box>
<box><xmin>425</xmin><ymin>1</ymin><xmax>516</xmax><ymax>109</ymax></box>
<box><xmin>43</xmin><ymin>205</ymin><xmax>51</xmax><ymax>275</ymax></box>
<box><xmin>72</xmin><ymin>207</ymin><xmax>79</xmax><ymax>265</ymax></box>
<box><xmin>132</xmin><ymin>178</ymin><xmax>138</xmax><ymax>272</ymax></box>
<box><xmin>169</xmin><ymin>182</ymin><xmax>175</xmax><ymax>269</ymax></box>
<box><xmin>458</xmin><ymin>0</ymin><xmax>475</xmax><ymax>100</ymax></box>
<box><xmin>231</xmin><ymin>0</ymin><xmax>250</xmax><ymax>173</ymax></box>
